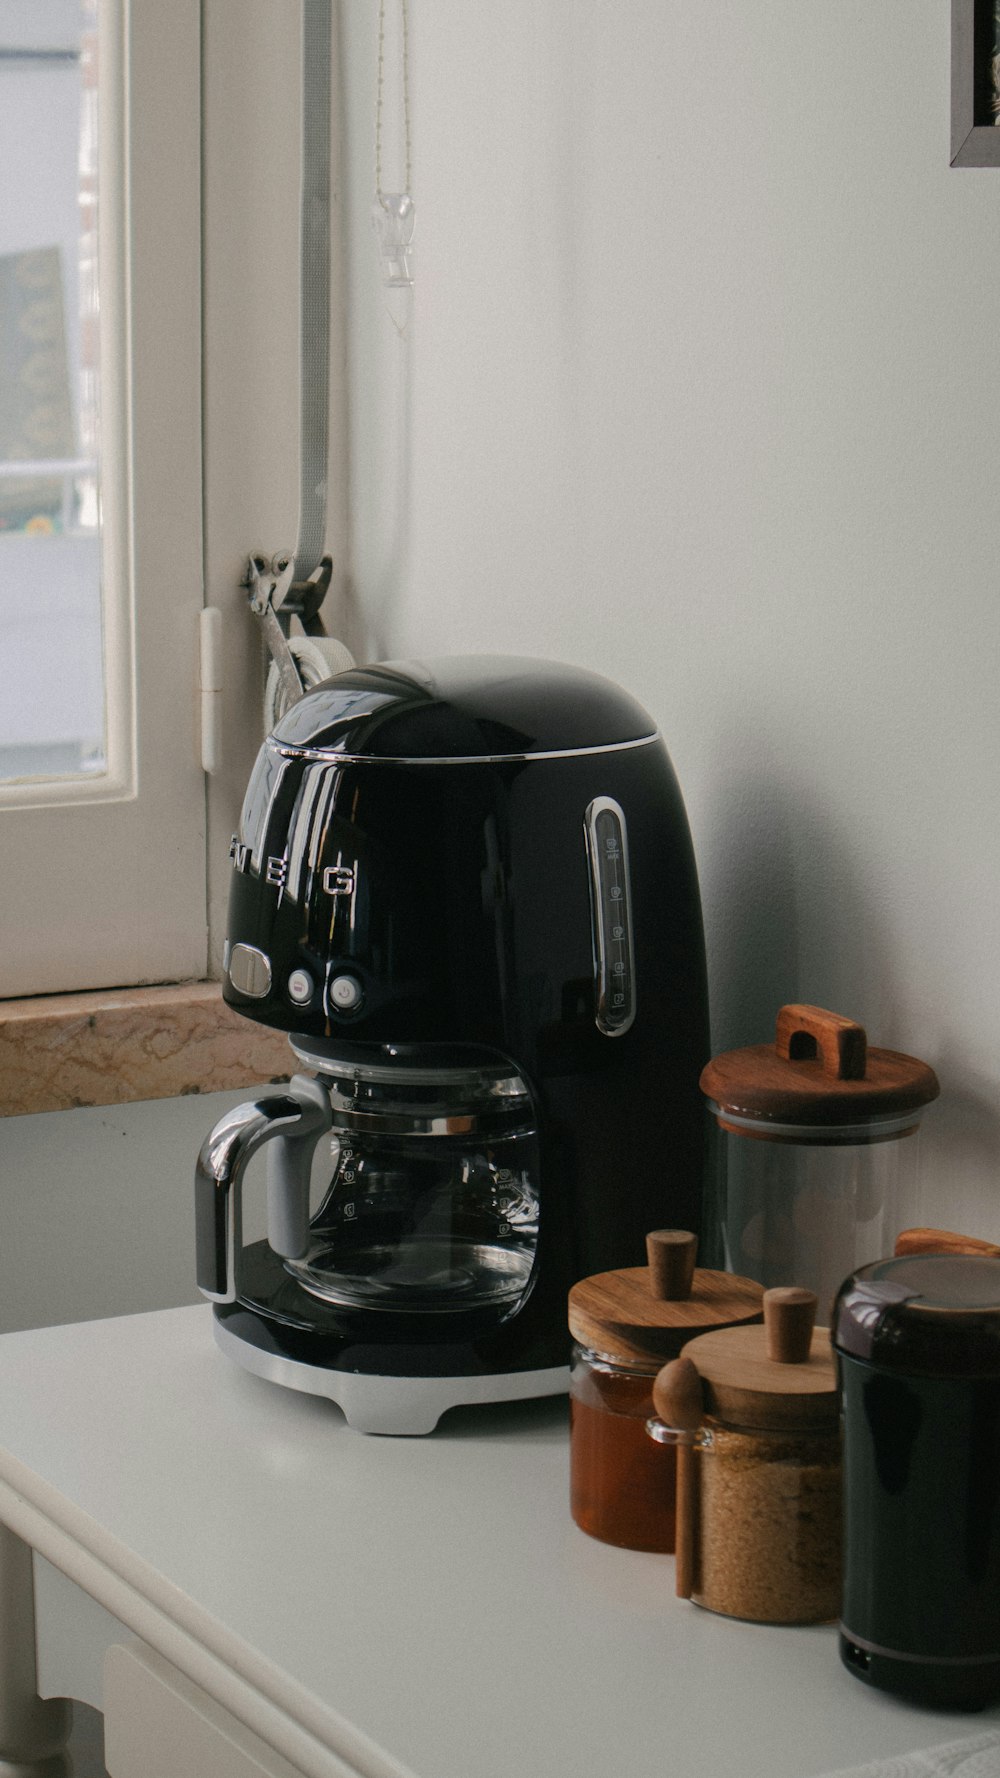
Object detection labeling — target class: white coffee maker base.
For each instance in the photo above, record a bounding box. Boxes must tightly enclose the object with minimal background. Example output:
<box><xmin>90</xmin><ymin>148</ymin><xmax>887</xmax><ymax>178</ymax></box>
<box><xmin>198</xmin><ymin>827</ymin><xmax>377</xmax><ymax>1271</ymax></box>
<box><xmin>212</xmin><ymin>1319</ymin><xmax>569</xmax><ymax>1435</ymax></box>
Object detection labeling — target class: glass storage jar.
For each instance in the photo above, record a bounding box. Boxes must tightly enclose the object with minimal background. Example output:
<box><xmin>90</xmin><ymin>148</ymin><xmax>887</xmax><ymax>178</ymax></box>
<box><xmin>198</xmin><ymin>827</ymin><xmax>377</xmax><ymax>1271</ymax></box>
<box><xmin>650</xmin><ymin>1287</ymin><xmax>841</xmax><ymax>1623</ymax></box>
<box><xmin>568</xmin><ymin>1231</ymin><xmax>763</xmax><ymax>1551</ymax></box>
<box><xmin>701</xmin><ymin>1004</ymin><xmax>939</xmax><ymax>1313</ymax></box>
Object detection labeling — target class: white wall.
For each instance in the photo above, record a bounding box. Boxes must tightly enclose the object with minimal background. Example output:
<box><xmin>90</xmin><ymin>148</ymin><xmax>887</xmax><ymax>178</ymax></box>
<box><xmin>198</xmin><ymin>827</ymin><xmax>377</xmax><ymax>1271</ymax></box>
<box><xmin>339</xmin><ymin>1</ymin><xmax>1000</xmax><ymax>1242</ymax></box>
<box><xmin>0</xmin><ymin>1092</ymin><xmax>246</xmax><ymax>1333</ymax></box>
<box><xmin>4</xmin><ymin>3</ymin><xmax>997</xmax><ymax>1338</ymax></box>
<box><xmin>0</xmin><ymin>1084</ymin><xmax>321</xmax><ymax>1336</ymax></box>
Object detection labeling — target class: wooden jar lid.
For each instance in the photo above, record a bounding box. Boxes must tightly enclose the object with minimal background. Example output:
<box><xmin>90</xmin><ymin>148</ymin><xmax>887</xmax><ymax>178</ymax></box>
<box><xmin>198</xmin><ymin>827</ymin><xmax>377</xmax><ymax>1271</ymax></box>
<box><xmin>679</xmin><ymin>1288</ymin><xmax>838</xmax><ymax>1431</ymax></box>
<box><xmin>568</xmin><ymin>1230</ymin><xmax>764</xmax><ymax>1365</ymax></box>
<box><xmin>700</xmin><ymin>1002</ymin><xmax>939</xmax><ymax>1138</ymax></box>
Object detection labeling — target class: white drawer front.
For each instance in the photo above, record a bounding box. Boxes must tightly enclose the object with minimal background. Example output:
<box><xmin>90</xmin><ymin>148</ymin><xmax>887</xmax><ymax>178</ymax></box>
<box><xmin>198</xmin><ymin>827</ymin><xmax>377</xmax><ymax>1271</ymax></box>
<box><xmin>103</xmin><ymin>1641</ymin><xmax>307</xmax><ymax>1778</ymax></box>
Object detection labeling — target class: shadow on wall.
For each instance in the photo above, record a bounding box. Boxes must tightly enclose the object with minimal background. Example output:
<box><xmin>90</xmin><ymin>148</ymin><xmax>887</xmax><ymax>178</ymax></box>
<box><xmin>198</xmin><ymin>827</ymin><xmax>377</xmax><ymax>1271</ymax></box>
<box><xmin>696</xmin><ymin>772</ymin><xmax>799</xmax><ymax>1057</ymax></box>
<box><xmin>694</xmin><ymin>754</ymin><xmax>1000</xmax><ymax>1243</ymax></box>
<box><xmin>697</xmin><ymin>760</ymin><xmax>900</xmax><ymax>1055</ymax></box>
<box><xmin>918</xmin><ymin>1078</ymin><xmax>1000</xmax><ymax>1244</ymax></box>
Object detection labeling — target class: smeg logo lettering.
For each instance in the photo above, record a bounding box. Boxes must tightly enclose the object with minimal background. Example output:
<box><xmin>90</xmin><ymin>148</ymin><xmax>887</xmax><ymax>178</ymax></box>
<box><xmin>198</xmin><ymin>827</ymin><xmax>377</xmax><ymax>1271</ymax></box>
<box><xmin>229</xmin><ymin>838</ymin><xmax>355</xmax><ymax>899</ymax></box>
<box><xmin>322</xmin><ymin>865</ymin><xmax>356</xmax><ymax>896</ymax></box>
<box><xmin>228</xmin><ymin>836</ymin><xmax>287</xmax><ymax>888</ymax></box>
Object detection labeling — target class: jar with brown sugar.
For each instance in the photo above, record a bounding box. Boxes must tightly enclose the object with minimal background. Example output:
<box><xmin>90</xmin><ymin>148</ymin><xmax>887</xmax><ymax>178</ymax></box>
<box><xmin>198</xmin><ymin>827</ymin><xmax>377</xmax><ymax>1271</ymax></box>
<box><xmin>650</xmin><ymin>1287</ymin><xmax>841</xmax><ymax>1623</ymax></box>
<box><xmin>568</xmin><ymin>1231</ymin><xmax>763</xmax><ymax>1552</ymax></box>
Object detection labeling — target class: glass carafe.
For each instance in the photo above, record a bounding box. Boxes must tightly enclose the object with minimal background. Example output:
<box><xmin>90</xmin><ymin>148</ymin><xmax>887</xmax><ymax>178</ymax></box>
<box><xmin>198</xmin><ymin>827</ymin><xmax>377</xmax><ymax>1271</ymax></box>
<box><xmin>284</xmin><ymin>1051</ymin><xmax>540</xmax><ymax>1314</ymax></box>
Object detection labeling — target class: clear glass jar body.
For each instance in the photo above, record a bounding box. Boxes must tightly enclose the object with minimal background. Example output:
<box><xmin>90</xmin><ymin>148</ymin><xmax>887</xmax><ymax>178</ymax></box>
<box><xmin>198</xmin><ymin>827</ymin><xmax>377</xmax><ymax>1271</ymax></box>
<box><xmin>570</xmin><ymin>1345</ymin><xmax>677</xmax><ymax>1552</ymax></box>
<box><xmin>283</xmin><ymin>1058</ymin><xmax>540</xmax><ymax>1315</ymax></box>
<box><xmin>709</xmin><ymin>1114</ymin><xmax>922</xmax><ymax>1309</ymax></box>
<box><xmin>691</xmin><ymin>1416</ymin><xmax>841</xmax><ymax>1623</ymax></box>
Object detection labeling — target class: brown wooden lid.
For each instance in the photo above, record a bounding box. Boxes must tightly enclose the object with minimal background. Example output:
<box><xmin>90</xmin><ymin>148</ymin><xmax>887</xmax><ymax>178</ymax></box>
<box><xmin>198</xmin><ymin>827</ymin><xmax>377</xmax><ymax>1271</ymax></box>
<box><xmin>680</xmin><ymin>1288</ymin><xmax>838</xmax><ymax>1431</ymax></box>
<box><xmin>895</xmin><ymin>1227</ymin><xmax>1000</xmax><ymax>1259</ymax></box>
<box><xmin>700</xmin><ymin>1003</ymin><xmax>939</xmax><ymax>1137</ymax></box>
<box><xmin>568</xmin><ymin>1231</ymin><xmax>764</xmax><ymax>1365</ymax></box>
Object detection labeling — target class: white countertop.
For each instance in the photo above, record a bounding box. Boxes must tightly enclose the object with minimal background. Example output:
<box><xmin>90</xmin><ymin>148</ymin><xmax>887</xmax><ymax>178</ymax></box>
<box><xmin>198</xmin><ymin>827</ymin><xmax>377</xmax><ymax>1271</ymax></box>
<box><xmin>0</xmin><ymin>1305</ymin><xmax>993</xmax><ymax>1778</ymax></box>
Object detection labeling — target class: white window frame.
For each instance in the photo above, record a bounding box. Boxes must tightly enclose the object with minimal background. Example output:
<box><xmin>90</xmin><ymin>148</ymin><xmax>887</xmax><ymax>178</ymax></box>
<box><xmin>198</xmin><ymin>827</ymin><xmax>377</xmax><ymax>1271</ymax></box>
<box><xmin>1</xmin><ymin>0</ymin><xmax>341</xmax><ymax>1003</ymax></box>
<box><xmin>0</xmin><ymin>0</ymin><xmax>205</xmax><ymax>998</ymax></box>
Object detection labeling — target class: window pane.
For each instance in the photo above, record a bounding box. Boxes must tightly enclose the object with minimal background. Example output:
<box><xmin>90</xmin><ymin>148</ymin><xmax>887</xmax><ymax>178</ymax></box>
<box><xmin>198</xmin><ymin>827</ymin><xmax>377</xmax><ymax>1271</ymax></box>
<box><xmin>0</xmin><ymin>0</ymin><xmax>105</xmax><ymax>782</ymax></box>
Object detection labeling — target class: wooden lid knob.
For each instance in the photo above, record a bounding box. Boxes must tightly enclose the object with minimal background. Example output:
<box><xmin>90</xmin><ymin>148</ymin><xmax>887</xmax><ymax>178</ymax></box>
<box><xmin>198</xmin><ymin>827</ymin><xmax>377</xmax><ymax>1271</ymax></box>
<box><xmin>652</xmin><ymin>1356</ymin><xmax>703</xmax><ymax>1431</ymax></box>
<box><xmin>764</xmin><ymin>1287</ymin><xmax>817</xmax><ymax>1363</ymax></box>
<box><xmin>775</xmin><ymin>1004</ymin><xmax>867</xmax><ymax>1081</ymax></box>
<box><xmin>646</xmin><ymin>1230</ymin><xmax>697</xmax><ymax>1301</ymax></box>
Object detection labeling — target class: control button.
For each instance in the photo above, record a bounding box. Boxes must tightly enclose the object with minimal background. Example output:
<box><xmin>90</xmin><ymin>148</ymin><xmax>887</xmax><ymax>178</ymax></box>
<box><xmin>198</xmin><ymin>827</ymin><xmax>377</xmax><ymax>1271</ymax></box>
<box><xmin>328</xmin><ymin>973</ymin><xmax>363</xmax><ymax>1013</ymax></box>
<box><xmin>228</xmin><ymin>943</ymin><xmax>272</xmax><ymax>999</ymax></box>
<box><xmin>287</xmin><ymin>968</ymin><xmax>315</xmax><ymax>1006</ymax></box>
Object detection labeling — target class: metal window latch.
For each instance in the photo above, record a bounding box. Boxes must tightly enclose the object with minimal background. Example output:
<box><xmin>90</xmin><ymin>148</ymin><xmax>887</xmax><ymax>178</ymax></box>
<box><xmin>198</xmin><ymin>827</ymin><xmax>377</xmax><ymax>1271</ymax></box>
<box><xmin>242</xmin><ymin>552</ymin><xmax>333</xmax><ymax>713</ymax></box>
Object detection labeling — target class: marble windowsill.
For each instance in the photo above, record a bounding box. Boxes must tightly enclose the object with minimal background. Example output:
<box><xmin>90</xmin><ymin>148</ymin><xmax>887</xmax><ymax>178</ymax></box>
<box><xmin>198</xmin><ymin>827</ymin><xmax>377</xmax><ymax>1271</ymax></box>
<box><xmin>0</xmin><ymin>983</ymin><xmax>293</xmax><ymax>1117</ymax></box>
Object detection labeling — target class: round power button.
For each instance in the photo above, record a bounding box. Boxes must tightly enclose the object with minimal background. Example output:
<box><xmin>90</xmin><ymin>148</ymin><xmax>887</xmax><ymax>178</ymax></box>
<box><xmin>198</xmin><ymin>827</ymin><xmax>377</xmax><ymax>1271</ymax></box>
<box><xmin>287</xmin><ymin>969</ymin><xmax>314</xmax><ymax>1006</ymax></box>
<box><xmin>328</xmin><ymin>974</ymin><xmax>363</xmax><ymax>1013</ymax></box>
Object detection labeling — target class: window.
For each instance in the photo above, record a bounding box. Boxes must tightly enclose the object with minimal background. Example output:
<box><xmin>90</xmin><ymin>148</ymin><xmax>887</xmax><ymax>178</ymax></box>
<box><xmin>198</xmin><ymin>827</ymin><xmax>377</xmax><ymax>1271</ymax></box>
<box><xmin>0</xmin><ymin>4</ymin><xmax>103</xmax><ymax>783</ymax></box>
<box><xmin>0</xmin><ymin>1</ymin><xmax>338</xmax><ymax>1003</ymax></box>
<box><xmin>0</xmin><ymin>0</ymin><xmax>207</xmax><ymax>997</ymax></box>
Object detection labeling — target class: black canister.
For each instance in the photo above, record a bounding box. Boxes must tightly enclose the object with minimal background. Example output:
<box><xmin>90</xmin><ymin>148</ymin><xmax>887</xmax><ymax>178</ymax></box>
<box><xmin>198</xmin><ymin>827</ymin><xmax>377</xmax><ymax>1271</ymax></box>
<box><xmin>833</xmin><ymin>1254</ymin><xmax>1000</xmax><ymax>1709</ymax></box>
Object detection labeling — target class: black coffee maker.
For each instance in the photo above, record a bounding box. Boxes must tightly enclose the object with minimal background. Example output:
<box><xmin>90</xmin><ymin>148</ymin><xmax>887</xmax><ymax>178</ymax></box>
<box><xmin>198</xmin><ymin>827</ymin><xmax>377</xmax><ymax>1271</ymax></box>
<box><xmin>196</xmin><ymin>656</ymin><xmax>709</xmax><ymax>1432</ymax></box>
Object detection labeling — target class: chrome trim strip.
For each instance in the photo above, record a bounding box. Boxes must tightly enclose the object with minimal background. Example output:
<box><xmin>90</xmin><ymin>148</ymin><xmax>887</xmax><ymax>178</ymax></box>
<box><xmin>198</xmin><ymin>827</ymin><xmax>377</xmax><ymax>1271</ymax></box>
<box><xmin>265</xmin><ymin>733</ymin><xmax>660</xmax><ymax>766</ymax></box>
<box><xmin>840</xmin><ymin>1626</ymin><xmax>1000</xmax><ymax>1666</ymax></box>
<box><xmin>213</xmin><ymin>1320</ymin><xmax>568</xmax><ymax>1435</ymax></box>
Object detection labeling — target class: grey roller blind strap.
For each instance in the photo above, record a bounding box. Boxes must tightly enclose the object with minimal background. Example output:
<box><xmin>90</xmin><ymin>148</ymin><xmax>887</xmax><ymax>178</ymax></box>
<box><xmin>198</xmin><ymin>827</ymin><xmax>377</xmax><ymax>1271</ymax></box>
<box><xmin>295</xmin><ymin>0</ymin><xmax>332</xmax><ymax>584</ymax></box>
<box><xmin>239</xmin><ymin>0</ymin><xmax>333</xmax><ymax>716</ymax></box>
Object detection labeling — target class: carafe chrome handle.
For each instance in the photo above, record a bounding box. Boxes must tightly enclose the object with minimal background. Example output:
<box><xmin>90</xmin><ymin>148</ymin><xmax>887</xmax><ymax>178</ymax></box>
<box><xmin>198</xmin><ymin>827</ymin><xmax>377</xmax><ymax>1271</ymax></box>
<box><xmin>195</xmin><ymin>1074</ymin><xmax>332</xmax><ymax>1303</ymax></box>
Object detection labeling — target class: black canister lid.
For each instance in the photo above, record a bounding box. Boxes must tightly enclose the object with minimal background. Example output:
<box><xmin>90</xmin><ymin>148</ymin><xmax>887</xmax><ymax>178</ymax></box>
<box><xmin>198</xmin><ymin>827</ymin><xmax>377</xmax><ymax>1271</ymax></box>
<box><xmin>833</xmin><ymin>1253</ymin><xmax>1000</xmax><ymax>1376</ymax></box>
<box><xmin>269</xmin><ymin>656</ymin><xmax>658</xmax><ymax>761</ymax></box>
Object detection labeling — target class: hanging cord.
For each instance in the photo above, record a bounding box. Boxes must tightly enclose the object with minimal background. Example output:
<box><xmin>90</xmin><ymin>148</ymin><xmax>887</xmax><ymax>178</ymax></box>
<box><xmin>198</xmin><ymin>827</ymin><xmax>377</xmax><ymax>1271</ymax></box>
<box><xmin>372</xmin><ymin>0</ymin><xmax>414</xmax><ymax>288</ymax></box>
<box><xmin>295</xmin><ymin>0</ymin><xmax>332</xmax><ymax>584</ymax></box>
<box><xmin>375</xmin><ymin>0</ymin><xmax>412</xmax><ymax>204</ymax></box>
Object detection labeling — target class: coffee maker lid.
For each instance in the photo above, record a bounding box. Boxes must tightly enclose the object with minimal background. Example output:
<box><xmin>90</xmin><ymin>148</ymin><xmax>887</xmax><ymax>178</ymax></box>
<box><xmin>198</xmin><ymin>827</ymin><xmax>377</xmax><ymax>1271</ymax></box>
<box><xmin>833</xmin><ymin>1253</ymin><xmax>1000</xmax><ymax>1375</ymax></box>
<box><xmin>268</xmin><ymin>655</ymin><xmax>660</xmax><ymax>762</ymax></box>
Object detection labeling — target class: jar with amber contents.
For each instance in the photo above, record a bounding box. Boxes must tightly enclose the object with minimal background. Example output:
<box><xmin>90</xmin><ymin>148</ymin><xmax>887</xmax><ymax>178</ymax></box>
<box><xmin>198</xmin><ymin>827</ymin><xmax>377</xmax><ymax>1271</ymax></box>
<box><xmin>650</xmin><ymin>1287</ymin><xmax>841</xmax><ymax>1623</ymax></box>
<box><xmin>568</xmin><ymin>1231</ymin><xmax>763</xmax><ymax>1552</ymax></box>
